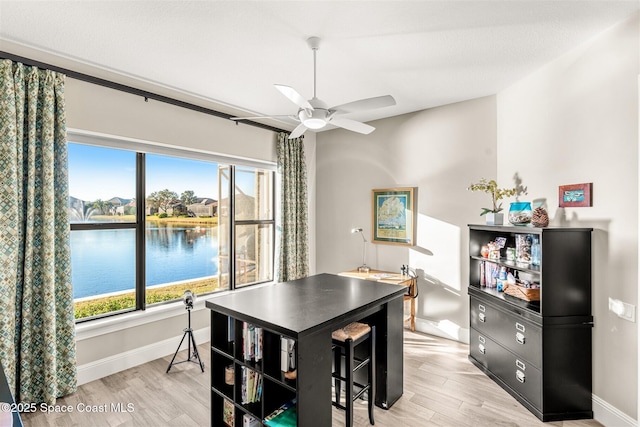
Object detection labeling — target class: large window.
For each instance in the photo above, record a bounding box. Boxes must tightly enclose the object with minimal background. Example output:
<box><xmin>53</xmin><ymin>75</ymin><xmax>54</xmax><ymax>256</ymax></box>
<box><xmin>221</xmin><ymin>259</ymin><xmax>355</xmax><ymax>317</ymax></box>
<box><xmin>68</xmin><ymin>140</ymin><xmax>275</xmax><ymax>321</ymax></box>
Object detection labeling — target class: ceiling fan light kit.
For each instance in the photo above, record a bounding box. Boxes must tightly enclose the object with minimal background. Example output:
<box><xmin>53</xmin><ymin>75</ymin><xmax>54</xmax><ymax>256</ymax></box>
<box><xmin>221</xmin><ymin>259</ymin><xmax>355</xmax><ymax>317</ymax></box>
<box><xmin>231</xmin><ymin>37</ymin><xmax>395</xmax><ymax>139</ymax></box>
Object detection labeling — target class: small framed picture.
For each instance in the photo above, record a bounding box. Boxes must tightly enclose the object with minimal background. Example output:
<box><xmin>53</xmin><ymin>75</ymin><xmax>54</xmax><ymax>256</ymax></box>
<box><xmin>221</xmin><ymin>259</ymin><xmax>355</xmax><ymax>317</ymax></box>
<box><xmin>372</xmin><ymin>187</ymin><xmax>416</xmax><ymax>245</ymax></box>
<box><xmin>559</xmin><ymin>183</ymin><xmax>592</xmax><ymax>208</ymax></box>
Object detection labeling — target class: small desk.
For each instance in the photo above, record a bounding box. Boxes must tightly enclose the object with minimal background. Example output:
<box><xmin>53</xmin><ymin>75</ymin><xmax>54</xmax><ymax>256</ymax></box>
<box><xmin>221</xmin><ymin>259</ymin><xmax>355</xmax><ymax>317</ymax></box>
<box><xmin>206</xmin><ymin>273</ymin><xmax>406</xmax><ymax>426</ymax></box>
<box><xmin>339</xmin><ymin>269</ymin><xmax>418</xmax><ymax>331</ymax></box>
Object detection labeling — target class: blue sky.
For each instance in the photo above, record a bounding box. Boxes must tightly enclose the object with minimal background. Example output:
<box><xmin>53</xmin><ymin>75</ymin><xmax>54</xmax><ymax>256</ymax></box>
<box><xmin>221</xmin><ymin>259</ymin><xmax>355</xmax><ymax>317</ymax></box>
<box><xmin>68</xmin><ymin>144</ymin><xmax>226</xmax><ymax>202</ymax></box>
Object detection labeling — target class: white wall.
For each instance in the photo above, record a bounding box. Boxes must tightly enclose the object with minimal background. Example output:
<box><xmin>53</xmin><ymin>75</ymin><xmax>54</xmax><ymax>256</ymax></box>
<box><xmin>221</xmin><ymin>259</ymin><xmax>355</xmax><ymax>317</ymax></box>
<box><xmin>497</xmin><ymin>14</ymin><xmax>639</xmax><ymax>421</ymax></box>
<box><xmin>316</xmin><ymin>95</ymin><xmax>497</xmax><ymax>341</ymax></box>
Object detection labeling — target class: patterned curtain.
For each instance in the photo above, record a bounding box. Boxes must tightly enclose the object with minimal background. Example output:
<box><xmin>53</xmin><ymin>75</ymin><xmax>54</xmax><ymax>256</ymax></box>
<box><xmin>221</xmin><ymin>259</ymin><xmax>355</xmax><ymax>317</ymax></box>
<box><xmin>276</xmin><ymin>132</ymin><xmax>309</xmax><ymax>281</ymax></box>
<box><xmin>0</xmin><ymin>59</ymin><xmax>77</xmax><ymax>404</ymax></box>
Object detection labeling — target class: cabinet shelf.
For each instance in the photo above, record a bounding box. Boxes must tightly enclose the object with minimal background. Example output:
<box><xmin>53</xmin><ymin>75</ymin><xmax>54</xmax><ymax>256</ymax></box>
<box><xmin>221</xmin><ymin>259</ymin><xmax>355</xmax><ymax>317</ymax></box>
<box><xmin>468</xmin><ymin>225</ymin><xmax>593</xmax><ymax>422</ymax></box>
<box><xmin>210</xmin><ymin>311</ymin><xmax>298</xmax><ymax>426</ymax></box>
<box><xmin>470</xmin><ymin>255</ymin><xmax>540</xmax><ymax>275</ymax></box>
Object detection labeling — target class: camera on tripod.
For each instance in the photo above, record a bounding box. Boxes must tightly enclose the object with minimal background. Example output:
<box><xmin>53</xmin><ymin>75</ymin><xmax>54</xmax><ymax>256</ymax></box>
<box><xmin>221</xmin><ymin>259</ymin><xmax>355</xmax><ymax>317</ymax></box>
<box><xmin>166</xmin><ymin>290</ymin><xmax>204</xmax><ymax>373</ymax></box>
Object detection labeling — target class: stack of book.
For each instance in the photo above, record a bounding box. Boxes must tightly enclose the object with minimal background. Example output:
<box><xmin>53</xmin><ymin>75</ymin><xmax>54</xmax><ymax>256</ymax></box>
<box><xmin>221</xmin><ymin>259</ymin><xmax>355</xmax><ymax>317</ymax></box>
<box><xmin>240</xmin><ymin>366</ymin><xmax>262</xmax><ymax>404</ymax></box>
<box><xmin>242</xmin><ymin>322</ymin><xmax>263</xmax><ymax>362</ymax></box>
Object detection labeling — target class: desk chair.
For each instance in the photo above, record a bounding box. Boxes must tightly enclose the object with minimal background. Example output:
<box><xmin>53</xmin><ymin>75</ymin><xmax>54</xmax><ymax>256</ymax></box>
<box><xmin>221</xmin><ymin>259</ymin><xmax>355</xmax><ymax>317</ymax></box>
<box><xmin>332</xmin><ymin>322</ymin><xmax>376</xmax><ymax>426</ymax></box>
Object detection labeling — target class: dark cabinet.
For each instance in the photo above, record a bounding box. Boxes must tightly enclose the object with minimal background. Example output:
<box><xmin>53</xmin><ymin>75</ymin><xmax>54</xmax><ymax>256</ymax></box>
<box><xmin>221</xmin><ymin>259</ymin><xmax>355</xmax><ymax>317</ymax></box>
<box><xmin>468</xmin><ymin>225</ymin><xmax>593</xmax><ymax>422</ymax></box>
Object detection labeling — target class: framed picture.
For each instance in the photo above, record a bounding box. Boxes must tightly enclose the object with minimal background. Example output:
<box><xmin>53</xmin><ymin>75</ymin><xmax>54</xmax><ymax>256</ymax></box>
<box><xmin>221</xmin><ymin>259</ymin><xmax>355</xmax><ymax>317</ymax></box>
<box><xmin>559</xmin><ymin>183</ymin><xmax>592</xmax><ymax>207</ymax></box>
<box><xmin>372</xmin><ymin>187</ymin><xmax>416</xmax><ymax>245</ymax></box>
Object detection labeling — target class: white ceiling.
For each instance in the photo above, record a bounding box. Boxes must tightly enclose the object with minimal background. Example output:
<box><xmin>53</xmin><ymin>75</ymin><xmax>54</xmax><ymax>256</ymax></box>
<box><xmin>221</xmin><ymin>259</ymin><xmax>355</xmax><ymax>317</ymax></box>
<box><xmin>0</xmin><ymin>1</ymin><xmax>638</xmax><ymax>133</ymax></box>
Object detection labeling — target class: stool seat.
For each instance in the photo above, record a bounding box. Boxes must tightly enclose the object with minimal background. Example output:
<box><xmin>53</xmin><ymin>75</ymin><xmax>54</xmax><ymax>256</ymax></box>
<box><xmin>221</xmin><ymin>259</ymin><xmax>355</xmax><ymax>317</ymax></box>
<box><xmin>332</xmin><ymin>322</ymin><xmax>371</xmax><ymax>342</ymax></box>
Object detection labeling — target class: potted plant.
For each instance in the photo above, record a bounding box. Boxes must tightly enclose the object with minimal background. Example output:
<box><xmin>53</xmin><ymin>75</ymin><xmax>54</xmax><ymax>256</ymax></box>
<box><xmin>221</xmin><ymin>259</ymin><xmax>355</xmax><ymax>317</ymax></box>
<box><xmin>468</xmin><ymin>178</ymin><xmax>517</xmax><ymax>225</ymax></box>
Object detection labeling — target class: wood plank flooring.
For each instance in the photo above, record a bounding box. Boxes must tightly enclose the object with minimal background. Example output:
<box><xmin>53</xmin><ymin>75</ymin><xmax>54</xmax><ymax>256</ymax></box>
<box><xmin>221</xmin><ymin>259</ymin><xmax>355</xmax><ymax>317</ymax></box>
<box><xmin>21</xmin><ymin>331</ymin><xmax>603</xmax><ymax>426</ymax></box>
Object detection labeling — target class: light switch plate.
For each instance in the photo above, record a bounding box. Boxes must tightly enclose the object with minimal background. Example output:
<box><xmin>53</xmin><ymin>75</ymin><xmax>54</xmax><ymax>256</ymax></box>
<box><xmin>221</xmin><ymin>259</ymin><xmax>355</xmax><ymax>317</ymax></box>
<box><xmin>609</xmin><ymin>297</ymin><xmax>636</xmax><ymax>322</ymax></box>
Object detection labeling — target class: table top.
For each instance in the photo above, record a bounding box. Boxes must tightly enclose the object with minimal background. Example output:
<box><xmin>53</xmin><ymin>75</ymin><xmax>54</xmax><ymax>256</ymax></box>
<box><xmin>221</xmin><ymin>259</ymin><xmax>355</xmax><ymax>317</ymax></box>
<box><xmin>205</xmin><ymin>273</ymin><xmax>406</xmax><ymax>338</ymax></box>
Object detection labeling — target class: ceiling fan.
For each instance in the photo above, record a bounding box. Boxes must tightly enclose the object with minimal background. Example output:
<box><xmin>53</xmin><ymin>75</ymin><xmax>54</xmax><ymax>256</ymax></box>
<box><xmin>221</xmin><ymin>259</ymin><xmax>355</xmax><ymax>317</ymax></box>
<box><xmin>231</xmin><ymin>36</ymin><xmax>396</xmax><ymax>139</ymax></box>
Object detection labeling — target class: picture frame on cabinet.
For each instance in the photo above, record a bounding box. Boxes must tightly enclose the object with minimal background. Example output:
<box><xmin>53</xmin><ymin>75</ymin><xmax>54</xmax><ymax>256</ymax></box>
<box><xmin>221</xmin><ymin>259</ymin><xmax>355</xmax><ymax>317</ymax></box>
<box><xmin>558</xmin><ymin>183</ymin><xmax>592</xmax><ymax>207</ymax></box>
<box><xmin>372</xmin><ymin>187</ymin><xmax>416</xmax><ymax>245</ymax></box>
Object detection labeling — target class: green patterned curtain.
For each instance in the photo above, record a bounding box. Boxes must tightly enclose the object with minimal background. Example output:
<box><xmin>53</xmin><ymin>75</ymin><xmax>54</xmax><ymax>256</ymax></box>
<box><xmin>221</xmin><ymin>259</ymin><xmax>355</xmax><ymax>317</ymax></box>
<box><xmin>0</xmin><ymin>59</ymin><xmax>77</xmax><ymax>404</ymax></box>
<box><xmin>276</xmin><ymin>132</ymin><xmax>309</xmax><ymax>281</ymax></box>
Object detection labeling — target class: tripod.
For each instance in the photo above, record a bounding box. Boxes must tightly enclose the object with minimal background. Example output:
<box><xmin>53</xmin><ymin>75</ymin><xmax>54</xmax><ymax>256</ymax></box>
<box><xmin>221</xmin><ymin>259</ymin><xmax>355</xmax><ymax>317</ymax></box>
<box><xmin>166</xmin><ymin>306</ymin><xmax>205</xmax><ymax>373</ymax></box>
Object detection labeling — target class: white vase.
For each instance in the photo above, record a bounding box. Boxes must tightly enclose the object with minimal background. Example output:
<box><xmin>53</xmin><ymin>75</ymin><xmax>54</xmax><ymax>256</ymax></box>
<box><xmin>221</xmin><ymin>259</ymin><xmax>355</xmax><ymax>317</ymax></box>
<box><xmin>485</xmin><ymin>213</ymin><xmax>503</xmax><ymax>225</ymax></box>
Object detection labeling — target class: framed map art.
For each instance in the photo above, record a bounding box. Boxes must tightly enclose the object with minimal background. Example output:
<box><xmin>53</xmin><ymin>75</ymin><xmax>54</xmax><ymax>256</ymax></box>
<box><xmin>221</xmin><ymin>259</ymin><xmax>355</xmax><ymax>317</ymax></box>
<box><xmin>372</xmin><ymin>187</ymin><xmax>416</xmax><ymax>245</ymax></box>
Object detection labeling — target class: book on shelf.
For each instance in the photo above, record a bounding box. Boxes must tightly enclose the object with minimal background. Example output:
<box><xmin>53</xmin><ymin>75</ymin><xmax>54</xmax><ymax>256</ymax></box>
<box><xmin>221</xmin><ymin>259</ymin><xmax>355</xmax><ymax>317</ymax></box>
<box><xmin>223</xmin><ymin>398</ymin><xmax>234</xmax><ymax>427</ymax></box>
<box><xmin>240</xmin><ymin>366</ymin><xmax>263</xmax><ymax>404</ymax></box>
<box><xmin>280</xmin><ymin>337</ymin><xmax>296</xmax><ymax>372</ymax></box>
<box><xmin>242</xmin><ymin>414</ymin><xmax>260</xmax><ymax>427</ymax></box>
<box><xmin>264</xmin><ymin>399</ymin><xmax>297</xmax><ymax>427</ymax></box>
<box><xmin>228</xmin><ymin>317</ymin><xmax>234</xmax><ymax>342</ymax></box>
<box><xmin>242</xmin><ymin>322</ymin><xmax>263</xmax><ymax>362</ymax></box>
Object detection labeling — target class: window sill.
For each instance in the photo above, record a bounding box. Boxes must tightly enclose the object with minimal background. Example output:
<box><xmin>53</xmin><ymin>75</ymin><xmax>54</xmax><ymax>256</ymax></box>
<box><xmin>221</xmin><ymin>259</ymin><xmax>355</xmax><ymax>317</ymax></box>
<box><xmin>75</xmin><ymin>282</ymin><xmax>275</xmax><ymax>342</ymax></box>
<box><xmin>75</xmin><ymin>299</ymin><xmax>208</xmax><ymax>342</ymax></box>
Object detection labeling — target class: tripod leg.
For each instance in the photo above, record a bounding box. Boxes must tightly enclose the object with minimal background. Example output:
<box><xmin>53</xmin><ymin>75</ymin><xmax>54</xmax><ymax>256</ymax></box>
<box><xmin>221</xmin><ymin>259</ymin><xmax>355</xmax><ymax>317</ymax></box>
<box><xmin>166</xmin><ymin>331</ymin><xmax>188</xmax><ymax>373</ymax></box>
<box><xmin>188</xmin><ymin>330</ymin><xmax>205</xmax><ymax>372</ymax></box>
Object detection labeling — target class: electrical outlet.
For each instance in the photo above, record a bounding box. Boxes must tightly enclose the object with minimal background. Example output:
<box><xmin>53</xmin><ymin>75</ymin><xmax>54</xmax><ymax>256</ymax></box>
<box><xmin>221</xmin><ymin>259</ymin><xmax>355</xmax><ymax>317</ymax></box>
<box><xmin>609</xmin><ymin>297</ymin><xmax>636</xmax><ymax>322</ymax></box>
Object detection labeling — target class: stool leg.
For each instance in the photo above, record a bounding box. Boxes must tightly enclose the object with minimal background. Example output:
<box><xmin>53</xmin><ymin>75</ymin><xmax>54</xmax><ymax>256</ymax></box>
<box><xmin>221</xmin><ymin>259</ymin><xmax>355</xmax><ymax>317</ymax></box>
<box><xmin>334</xmin><ymin>344</ymin><xmax>341</xmax><ymax>404</ymax></box>
<box><xmin>369</xmin><ymin>326</ymin><xmax>376</xmax><ymax>425</ymax></box>
<box><xmin>346</xmin><ymin>338</ymin><xmax>354</xmax><ymax>427</ymax></box>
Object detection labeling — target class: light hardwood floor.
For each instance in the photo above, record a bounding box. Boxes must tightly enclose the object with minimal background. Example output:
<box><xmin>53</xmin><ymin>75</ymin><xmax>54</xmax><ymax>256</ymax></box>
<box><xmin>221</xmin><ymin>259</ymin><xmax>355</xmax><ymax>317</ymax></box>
<box><xmin>21</xmin><ymin>331</ymin><xmax>603</xmax><ymax>427</ymax></box>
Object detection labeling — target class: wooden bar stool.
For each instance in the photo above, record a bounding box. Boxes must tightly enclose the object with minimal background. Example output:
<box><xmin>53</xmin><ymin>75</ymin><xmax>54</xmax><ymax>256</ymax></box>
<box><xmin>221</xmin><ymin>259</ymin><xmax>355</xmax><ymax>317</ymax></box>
<box><xmin>332</xmin><ymin>322</ymin><xmax>376</xmax><ymax>426</ymax></box>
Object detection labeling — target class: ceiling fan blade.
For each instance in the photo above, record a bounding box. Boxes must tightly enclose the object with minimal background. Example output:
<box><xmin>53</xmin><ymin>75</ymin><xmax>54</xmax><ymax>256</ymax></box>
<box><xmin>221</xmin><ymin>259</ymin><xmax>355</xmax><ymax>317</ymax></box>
<box><xmin>275</xmin><ymin>84</ymin><xmax>313</xmax><ymax>110</ymax></box>
<box><xmin>330</xmin><ymin>95</ymin><xmax>396</xmax><ymax>114</ymax></box>
<box><xmin>289</xmin><ymin>123</ymin><xmax>308</xmax><ymax>139</ymax></box>
<box><xmin>330</xmin><ymin>117</ymin><xmax>375</xmax><ymax>135</ymax></box>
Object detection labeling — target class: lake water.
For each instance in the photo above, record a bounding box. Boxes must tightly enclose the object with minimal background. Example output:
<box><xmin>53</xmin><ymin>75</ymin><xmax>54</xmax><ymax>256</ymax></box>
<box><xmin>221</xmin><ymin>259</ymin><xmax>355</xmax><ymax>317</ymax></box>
<box><xmin>71</xmin><ymin>224</ymin><xmax>218</xmax><ymax>299</ymax></box>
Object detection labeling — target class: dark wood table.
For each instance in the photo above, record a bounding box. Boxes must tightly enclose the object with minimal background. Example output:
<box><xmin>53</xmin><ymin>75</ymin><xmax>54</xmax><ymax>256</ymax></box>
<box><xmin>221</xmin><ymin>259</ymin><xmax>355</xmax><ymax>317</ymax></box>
<box><xmin>206</xmin><ymin>273</ymin><xmax>406</xmax><ymax>426</ymax></box>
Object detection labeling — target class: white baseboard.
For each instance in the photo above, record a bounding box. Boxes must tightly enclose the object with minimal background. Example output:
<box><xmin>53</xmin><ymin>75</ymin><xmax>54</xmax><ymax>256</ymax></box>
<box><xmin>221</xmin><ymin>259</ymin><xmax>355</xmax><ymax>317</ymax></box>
<box><xmin>77</xmin><ymin>327</ymin><xmax>210</xmax><ymax>386</ymax></box>
<box><xmin>414</xmin><ymin>317</ymin><xmax>470</xmax><ymax>344</ymax></box>
<box><xmin>593</xmin><ymin>394</ymin><xmax>637</xmax><ymax>427</ymax></box>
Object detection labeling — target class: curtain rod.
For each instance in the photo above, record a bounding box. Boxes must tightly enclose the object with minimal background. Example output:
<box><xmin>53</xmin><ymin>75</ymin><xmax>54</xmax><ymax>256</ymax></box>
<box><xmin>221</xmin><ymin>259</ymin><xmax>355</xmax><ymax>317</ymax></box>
<box><xmin>0</xmin><ymin>50</ymin><xmax>288</xmax><ymax>135</ymax></box>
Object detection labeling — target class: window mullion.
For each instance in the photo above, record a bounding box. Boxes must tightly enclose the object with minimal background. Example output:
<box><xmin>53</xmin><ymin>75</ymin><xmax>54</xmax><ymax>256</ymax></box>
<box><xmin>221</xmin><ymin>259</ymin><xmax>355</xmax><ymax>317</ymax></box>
<box><xmin>229</xmin><ymin>165</ymin><xmax>236</xmax><ymax>290</ymax></box>
<box><xmin>136</xmin><ymin>153</ymin><xmax>146</xmax><ymax>310</ymax></box>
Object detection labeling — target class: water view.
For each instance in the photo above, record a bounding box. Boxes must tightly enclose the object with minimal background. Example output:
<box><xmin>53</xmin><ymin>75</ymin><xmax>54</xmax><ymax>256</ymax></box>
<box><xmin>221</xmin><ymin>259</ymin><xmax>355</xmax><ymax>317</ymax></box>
<box><xmin>71</xmin><ymin>223</ymin><xmax>218</xmax><ymax>299</ymax></box>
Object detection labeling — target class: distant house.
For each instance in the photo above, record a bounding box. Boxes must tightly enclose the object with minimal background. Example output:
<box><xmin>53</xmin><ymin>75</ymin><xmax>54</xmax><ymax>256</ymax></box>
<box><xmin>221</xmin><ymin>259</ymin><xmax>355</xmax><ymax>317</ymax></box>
<box><xmin>108</xmin><ymin>197</ymin><xmax>132</xmax><ymax>215</ymax></box>
<box><xmin>116</xmin><ymin>199</ymin><xmax>136</xmax><ymax>216</ymax></box>
<box><xmin>187</xmin><ymin>198</ymin><xmax>217</xmax><ymax>217</ymax></box>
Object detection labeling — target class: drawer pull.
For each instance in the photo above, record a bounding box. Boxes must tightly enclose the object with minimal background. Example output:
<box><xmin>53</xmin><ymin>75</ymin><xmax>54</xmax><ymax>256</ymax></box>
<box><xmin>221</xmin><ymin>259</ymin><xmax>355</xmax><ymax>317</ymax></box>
<box><xmin>478</xmin><ymin>335</ymin><xmax>486</xmax><ymax>344</ymax></box>
<box><xmin>515</xmin><ymin>359</ymin><xmax>526</xmax><ymax>371</ymax></box>
<box><xmin>516</xmin><ymin>370</ymin><xmax>525</xmax><ymax>383</ymax></box>
<box><xmin>479</xmin><ymin>313</ymin><xmax>486</xmax><ymax>323</ymax></box>
<box><xmin>478</xmin><ymin>304</ymin><xmax>486</xmax><ymax>312</ymax></box>
<box><xmin>479</xmin><ymin>344</ymin><xmax>486</xmax><ymax>354</ymax></box>
<box><xmin>515</xmin><ymin>322</ymin><xmax>526</xmax><ymax>332</ymax></box>
<box><xmin>515</xmin><ymin>332</ymin><xmax>525</xmax><ymax>345</ymax></box>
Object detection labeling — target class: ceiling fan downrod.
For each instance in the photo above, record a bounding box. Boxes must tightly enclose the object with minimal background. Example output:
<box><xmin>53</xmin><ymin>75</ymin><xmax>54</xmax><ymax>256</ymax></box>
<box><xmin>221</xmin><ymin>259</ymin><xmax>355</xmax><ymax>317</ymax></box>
<box><xmin>307</xmin><ymin>36</ymin><xmax>321</xmax><ymax>100</ymax></box>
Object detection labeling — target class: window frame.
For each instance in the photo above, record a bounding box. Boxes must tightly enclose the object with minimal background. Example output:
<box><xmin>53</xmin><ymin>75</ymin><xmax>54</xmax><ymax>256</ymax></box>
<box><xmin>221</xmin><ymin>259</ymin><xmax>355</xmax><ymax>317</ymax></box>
<box><xmin>68</xmin><ymin>129</ymin><xmax>277</xmax><ymax>323</ymax></box>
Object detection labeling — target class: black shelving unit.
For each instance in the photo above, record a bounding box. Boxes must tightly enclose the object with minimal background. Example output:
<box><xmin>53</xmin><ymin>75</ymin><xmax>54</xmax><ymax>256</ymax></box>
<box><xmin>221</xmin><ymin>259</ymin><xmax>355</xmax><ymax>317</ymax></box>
<box><xmin>468</xmin><ymin>224</ymin><xmax>593</xmax><ymax>422</ymax></box>
<box><xmin>210</xmin><ymin>311</ymin><xmax>297</xmax><ymax>427</ymax></box>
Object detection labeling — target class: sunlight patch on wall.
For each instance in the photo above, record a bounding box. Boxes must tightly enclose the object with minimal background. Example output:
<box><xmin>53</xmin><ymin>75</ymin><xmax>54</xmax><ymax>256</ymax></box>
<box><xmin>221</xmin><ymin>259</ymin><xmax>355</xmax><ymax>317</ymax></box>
<box><xmin>410</xmin><ymin>213</ymin><xmax>461</xmax><ymax>292</ymax></box>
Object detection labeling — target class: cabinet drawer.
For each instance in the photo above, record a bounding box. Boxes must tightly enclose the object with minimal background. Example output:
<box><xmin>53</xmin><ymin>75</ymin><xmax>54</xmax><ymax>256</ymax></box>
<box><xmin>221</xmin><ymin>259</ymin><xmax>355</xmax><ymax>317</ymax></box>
<box><xmin>470</xmin><ymin>297</ymin><xmax>541</xmax><ymax>367</ymax></box>
<box><xmin>469</xmin><ymin>328</ymin><xmax>542</xmax><ymax>410</ymax></box>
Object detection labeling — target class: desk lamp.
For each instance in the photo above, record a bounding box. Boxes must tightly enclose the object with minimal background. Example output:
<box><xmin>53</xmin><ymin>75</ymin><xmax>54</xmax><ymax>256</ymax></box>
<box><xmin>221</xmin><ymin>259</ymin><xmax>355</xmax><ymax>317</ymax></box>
<box><xmin>351</xmin><ymin>228</ymin><xmax>370</xmax><ymax>273</ymax></box>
